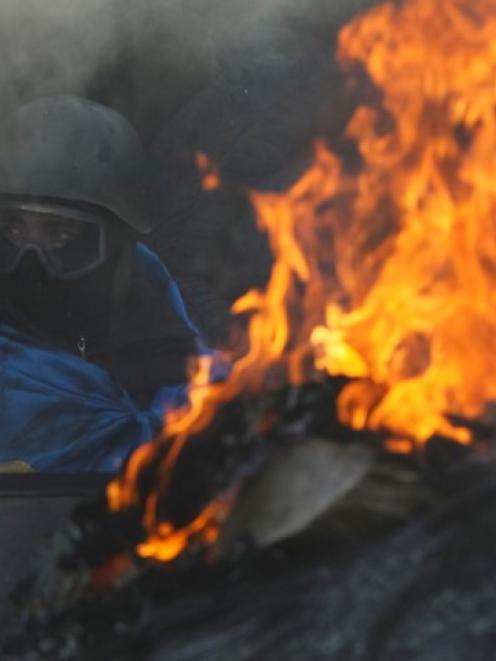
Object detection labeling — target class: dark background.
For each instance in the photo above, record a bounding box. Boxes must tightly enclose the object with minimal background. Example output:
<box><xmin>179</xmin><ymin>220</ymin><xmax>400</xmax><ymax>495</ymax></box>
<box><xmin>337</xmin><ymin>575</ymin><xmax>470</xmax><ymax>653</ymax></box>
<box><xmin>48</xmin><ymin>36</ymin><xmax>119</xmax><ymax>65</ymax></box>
<box><xmin>0</xmin><ymin>0</ymin><xmax>374</xmax><ymax>342</ymax></box>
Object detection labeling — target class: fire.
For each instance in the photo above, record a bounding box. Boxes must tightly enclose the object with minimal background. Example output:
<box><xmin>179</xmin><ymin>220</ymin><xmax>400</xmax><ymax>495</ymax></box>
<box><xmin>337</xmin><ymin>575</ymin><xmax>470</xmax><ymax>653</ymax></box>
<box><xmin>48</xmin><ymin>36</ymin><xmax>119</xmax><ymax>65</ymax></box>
<box><xmin>310</xmin><ymin>0</ymin><xmax>496</xmax><ymax>443</ymax></box>
<box><xmin>196</xmin><ymin>151</ymin><xmax>221</xmax><ymax>191</ymax></box>
<box><xmin>136</xmin><ymin>494</ymin><xmax>235</xmax><ymax>563</ymax></box>
<box><xmin>107</xmin><ymin>0</ymin><xmax>496</xmax><ymax>563</ymax></box>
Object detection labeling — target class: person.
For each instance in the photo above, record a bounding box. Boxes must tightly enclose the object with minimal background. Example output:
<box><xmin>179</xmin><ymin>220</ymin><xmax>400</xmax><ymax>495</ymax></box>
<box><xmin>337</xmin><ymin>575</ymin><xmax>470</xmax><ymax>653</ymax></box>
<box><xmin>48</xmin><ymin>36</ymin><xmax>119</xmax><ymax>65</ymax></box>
<box><xmin>0</xmin><ymin>95</ymin><xmax>203</xmax><ymax>473</ymax></box>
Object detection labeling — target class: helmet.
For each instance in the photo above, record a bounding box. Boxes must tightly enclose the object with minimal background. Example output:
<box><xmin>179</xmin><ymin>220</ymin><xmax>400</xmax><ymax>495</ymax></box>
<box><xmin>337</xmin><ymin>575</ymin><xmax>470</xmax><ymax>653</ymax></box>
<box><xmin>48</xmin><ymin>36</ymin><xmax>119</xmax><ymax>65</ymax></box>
<box><xmin>0</xmin><ymin>95</ymin><xmax>154</xmax><ymax>233</ymax></box>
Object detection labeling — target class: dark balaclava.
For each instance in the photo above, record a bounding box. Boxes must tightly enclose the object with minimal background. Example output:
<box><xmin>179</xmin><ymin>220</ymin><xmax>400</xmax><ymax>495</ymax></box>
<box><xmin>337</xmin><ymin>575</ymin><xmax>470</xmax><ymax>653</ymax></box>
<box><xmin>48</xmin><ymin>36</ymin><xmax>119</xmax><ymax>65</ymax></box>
<box><xmin>0</xmin><ymin>225</ymin><xmax>132</xmax><ymax>349</ymax></box>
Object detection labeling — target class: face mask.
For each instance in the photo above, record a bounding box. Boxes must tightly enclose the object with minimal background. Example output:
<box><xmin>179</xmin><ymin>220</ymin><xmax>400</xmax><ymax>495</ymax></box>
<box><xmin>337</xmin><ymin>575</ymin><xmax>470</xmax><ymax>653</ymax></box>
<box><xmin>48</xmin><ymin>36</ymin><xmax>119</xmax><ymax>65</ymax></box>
<box><xmin>0</xmin><ymin>242</ymin><xmax>120</xmax><ymax>343</ymax></box>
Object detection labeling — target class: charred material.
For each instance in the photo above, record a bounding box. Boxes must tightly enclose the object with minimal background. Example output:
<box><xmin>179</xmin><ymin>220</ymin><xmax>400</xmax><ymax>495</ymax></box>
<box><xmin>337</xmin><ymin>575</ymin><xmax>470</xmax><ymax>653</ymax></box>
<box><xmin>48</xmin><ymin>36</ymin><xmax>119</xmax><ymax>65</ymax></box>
<box><xmin>2</xmin><ymin>377</ymin><xmax>489</xmax><ymax>660</ymax></box>
<box><xmin>48</xmin><ymin>378</ymin><xmax>381</xmax><ymax>574</ymax></box>
<box><xmin>2</xmin><ymin>433</ymin><xmax>493</xmax><ymax>661</ymax></box>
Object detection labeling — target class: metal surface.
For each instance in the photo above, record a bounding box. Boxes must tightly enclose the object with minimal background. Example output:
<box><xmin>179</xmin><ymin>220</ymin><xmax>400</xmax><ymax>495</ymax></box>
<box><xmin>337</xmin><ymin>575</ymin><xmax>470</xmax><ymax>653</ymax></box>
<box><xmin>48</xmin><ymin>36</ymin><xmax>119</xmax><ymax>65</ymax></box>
<box><xmin>0</xmin><ymin>474</ymin><xmax>107</xmax><ymax>619</ymax></box>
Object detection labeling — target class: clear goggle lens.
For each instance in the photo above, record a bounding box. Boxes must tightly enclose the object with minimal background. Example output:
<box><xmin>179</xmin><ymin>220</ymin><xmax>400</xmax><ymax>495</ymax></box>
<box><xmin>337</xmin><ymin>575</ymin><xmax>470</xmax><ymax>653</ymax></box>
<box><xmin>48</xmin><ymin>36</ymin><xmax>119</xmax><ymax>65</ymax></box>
<box><xmin>0</xmin><ymin>203</ymin><xmax>107</xmax><ymax>278</ymax></box>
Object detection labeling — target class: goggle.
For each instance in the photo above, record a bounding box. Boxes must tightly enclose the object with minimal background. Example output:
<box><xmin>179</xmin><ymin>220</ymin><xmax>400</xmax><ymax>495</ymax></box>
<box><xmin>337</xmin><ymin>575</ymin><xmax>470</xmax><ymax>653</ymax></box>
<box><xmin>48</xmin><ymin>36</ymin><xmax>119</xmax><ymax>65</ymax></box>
<box><xmin>0</xmin><ymin>202</ymin><xmax>108</xmax><ymax>279</ymax></box>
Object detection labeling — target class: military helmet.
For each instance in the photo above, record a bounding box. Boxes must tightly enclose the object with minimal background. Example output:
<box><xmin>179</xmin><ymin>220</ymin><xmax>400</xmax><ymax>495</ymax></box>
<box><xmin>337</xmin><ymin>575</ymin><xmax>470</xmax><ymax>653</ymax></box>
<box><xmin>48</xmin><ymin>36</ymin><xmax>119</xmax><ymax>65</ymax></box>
<box><xmin>0</xmin><ymin>95</ymin><xmax>154</xmax><ymax>233</ymax></box>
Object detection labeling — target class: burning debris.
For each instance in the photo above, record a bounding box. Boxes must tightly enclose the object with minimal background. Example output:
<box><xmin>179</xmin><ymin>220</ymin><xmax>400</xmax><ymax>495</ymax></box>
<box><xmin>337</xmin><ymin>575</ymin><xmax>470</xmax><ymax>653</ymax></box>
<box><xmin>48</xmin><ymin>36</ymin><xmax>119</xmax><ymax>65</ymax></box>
<box><xmin>4</xmin><ymin>0</ymin><xmax>496</xmax><ymax>657</ymax></box>
<box><xmin>102</xmin><ymin>0</ymin><xmax>496</xmax><ymax>568</ymax></box>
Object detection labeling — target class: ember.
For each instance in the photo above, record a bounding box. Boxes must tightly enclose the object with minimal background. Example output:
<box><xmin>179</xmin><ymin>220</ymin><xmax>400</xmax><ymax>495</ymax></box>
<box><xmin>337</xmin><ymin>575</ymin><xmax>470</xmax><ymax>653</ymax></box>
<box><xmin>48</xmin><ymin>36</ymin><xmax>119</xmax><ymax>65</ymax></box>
<box><xmin>195</xmin><ymin>151</ymin><xmax>221</xmax><ymax>191</ymax></box>
<box><xmin>107</xmin><ymin>0</ymin><xmax>496</xmax><ymax>565</ymax></box>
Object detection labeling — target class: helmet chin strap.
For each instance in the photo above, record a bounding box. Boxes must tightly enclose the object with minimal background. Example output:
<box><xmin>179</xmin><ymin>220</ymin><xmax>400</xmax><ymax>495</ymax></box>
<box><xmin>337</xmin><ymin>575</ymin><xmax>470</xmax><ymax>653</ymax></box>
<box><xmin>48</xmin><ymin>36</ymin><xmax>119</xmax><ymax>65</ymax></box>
<box><xmin>107</xmin><ymin>235</ymin><xmax>135</xmax><ymax>371</ymax></box>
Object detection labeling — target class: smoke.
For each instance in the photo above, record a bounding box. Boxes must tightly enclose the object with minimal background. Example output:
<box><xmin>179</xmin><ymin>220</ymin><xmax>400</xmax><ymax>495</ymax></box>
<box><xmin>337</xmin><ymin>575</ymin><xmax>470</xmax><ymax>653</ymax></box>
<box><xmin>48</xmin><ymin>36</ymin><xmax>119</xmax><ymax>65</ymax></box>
<box><xmin>0</xmin><ymin>0</ymin><xmax>374</xmax><ymax>139</ymax></box>
<box><xmin>0</xmin><ymin>0</ymin><xmax>206</xmax><ymax>136</ymax></box>
<box><xmin>0</xmin><ymin>0</ymin><xmax>276</xmax><ymax>133</ymax></box>
<box><xmin>0</xmin><ymin>0</ymin><xmax>117</xmax><ymax>117</ymax></box>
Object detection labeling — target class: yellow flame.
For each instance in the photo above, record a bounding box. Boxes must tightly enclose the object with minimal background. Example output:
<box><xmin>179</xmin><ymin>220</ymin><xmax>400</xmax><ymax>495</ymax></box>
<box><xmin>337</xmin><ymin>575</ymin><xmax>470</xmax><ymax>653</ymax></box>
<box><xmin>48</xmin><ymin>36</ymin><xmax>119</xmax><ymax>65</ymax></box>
<box><xmin>309</xmin><ymin>0</ymin><xmax>496</xmax><ymax>443</ymax></box>
<box><xmin>107</xmin><ymin>0</ymin><xmax>496</xmax><ymax>563</ymax></box>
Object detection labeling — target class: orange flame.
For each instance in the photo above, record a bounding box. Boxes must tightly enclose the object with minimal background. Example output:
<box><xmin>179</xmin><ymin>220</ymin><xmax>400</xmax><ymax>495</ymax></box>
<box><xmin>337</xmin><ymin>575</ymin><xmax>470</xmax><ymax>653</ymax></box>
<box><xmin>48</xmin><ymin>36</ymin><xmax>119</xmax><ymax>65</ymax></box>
<box><xmin>136</xmin><ymin>493</ymin><xmax>235</xmax><ymax>563</ymax></box>
<box><xmin>196</xmin><ymin>151</ymin><xmax>221</xmax><ymax>191</ymax></box>
<box><xmin>310</xmin><ymin>0</ymin><xmax>496</xmax><ymax>443</ymax></box>
<box><xmin>107</xmin><ymin>0</ymin><xmax>496</xmax><ymax>563</ymax></box>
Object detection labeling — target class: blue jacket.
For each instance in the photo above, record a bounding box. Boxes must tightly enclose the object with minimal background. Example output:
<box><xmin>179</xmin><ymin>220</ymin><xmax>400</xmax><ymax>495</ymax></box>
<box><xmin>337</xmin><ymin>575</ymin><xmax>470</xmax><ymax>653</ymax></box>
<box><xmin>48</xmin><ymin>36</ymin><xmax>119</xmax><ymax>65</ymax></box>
<box><xmin>0</xmin><ymin>244</ymin><xmax>201</xmax><ymax>473</ymax></box>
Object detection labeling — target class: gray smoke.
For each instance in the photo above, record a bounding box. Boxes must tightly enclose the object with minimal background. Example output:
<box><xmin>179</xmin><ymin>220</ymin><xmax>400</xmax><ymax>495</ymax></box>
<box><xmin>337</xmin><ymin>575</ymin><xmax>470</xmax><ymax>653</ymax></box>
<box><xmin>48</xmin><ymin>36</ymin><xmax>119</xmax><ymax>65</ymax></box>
<box><xmin>0</xmin><ymin>0</ymin><xmax>374</xmax><ymax>137</ymax></box>
<box><xmin>0</xmin><ymin>0</ymin><xmax>211</xmax><ymax>135</ymax></box>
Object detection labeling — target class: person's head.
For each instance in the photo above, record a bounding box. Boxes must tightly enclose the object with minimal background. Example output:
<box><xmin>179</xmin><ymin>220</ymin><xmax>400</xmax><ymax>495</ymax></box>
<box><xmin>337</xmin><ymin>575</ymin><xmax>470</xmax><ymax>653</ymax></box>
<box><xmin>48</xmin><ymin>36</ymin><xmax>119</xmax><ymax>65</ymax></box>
<box><xmin>0</xmin><ymin>95</ymin><xmax>156</xmax><ymax>336</ymax></box>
